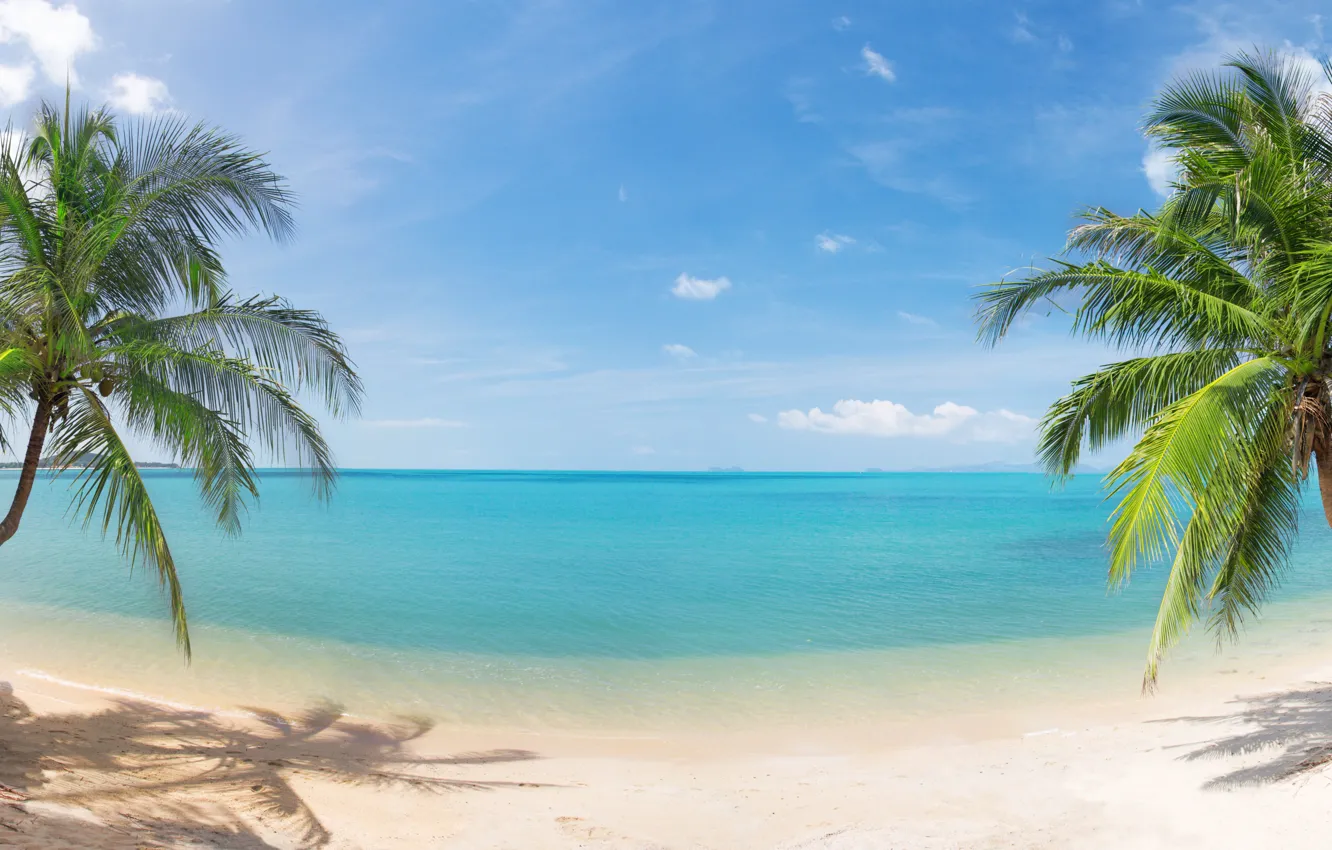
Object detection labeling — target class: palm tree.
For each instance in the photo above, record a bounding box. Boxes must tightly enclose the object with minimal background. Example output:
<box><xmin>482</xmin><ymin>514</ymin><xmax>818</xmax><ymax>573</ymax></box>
<box><xmin>0</xmin><ymin>95</ymin><xmax>360</xmax><ymax>657</ymax></box>
<box><xmin>975</xmin><ymin>51</ymin><xmax>1332</xmax><ymax>687</ymax></box>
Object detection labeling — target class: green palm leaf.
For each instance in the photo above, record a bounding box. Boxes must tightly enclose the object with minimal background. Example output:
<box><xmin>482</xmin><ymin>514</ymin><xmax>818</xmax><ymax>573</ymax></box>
<box><xmin>976</xmin><ymin>49</ymin><xmax>1332</xmax><ymax>683</ymax></box>
<box><xmin>49</xmin><ymin>389</ymin><xmax>191</xmax><ymax>656</ymax></box>
<box><xmin>0</xmin><ymin>93</ymin><xmax>359</xmax><ymax>657</ymax></box>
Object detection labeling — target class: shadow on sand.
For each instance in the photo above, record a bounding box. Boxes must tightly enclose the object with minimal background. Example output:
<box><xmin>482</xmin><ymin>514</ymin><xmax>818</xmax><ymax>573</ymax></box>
<box><xmin>0</xmin><ymin>682</ymin><xmax>545</xmax><ymax>848</ymax></box>
<box><xmin>1161</xmin><ymin>682</ymin><xmax>1332</xmax><ymax>789</ymax></box>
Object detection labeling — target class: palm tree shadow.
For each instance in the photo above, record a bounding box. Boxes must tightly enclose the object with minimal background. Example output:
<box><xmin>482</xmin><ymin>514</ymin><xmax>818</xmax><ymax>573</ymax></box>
<box><xmin>1158</xmin><ymin>682</ymin><xmax>1332</xmax><ymax>789</ymax></box>
<box><xmin>0</xmin><ymin>682</ymin><xmax>546</xmax><ymax>848</ymax></box>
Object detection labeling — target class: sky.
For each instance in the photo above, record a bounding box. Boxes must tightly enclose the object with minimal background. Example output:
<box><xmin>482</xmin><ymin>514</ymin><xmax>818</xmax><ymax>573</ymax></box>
<box><xmin>0</xmin><ymin>0</ymin><xmax>1324</xmax><ymax>471</ymax></box>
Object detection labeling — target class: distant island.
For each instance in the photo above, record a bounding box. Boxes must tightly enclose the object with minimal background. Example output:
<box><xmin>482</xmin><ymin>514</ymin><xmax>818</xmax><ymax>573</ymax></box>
<box><xmin>906</xmin><ymin>462</ymin><xmax>1107</xmax><ymax>474</ymax></box>
<box><xmin>0</xmin><ymin>453</ymin><xmax>180</xmax><ymax>470</ymax></box>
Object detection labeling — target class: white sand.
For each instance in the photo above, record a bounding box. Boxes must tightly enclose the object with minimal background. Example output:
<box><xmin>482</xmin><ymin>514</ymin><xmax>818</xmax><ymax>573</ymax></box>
<box><xmin>2</xmin><ymin>648</ymin><xmax>1332</xmax><ymax>849</ymax></box>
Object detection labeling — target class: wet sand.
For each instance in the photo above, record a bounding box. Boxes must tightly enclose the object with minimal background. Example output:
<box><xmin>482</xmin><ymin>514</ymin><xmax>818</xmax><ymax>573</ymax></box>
<box><xmin>3</xmin><ymin>640</ymin><xmax>1332</xmax><ymax>849</ymax></box>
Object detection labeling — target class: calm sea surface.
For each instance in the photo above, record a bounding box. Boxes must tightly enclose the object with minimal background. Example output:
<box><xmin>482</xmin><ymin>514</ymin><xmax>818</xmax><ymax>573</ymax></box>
<box><xmin>1</xmin><ymin>470</ymin><xmax>1331</xmax><ymax>727</ymax></box>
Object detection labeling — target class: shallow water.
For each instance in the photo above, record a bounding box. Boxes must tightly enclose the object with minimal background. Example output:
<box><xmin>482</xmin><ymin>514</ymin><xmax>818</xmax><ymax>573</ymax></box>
<box><xmin>1</xmin><ymin>470</ymin><xmax>1331</xmax><ymax>727</ymax></box>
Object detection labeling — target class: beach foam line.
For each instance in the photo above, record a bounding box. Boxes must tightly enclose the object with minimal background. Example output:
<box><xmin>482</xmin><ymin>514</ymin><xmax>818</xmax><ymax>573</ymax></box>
<box><xmin>16</xmin><ymin>669</ymin><xmax>253</xmax><ymax>720</ymax></box>
<box><xmin>15</xmin><ymin>668</ymin><xmax>372</xmax><ymax>723</ymax></box>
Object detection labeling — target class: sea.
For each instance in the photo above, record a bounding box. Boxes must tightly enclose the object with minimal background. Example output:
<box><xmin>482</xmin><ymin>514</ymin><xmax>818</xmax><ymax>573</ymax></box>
<box><xmin>2</xmin><ymin>469</ymin><xmax>1332</xmax><ymax>730</ymax></box>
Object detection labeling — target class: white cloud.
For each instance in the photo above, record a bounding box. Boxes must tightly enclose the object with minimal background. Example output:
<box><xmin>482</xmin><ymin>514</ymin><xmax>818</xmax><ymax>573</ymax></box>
<box><xmin>815</xmin><ymin>232</ymin><xmax>855</xmax><ymax>253</ymax></box>
<box><xmin>108</xmin><ymin>73</ymin><xmax>170</xmax><ymax>115</ymax></box>
<box><xmin>861</xmin><ymin>45</ymin><xmax>895</xmax><ymax>82</ymax></box>
<box><xmin>0</xmin><ymin>0</ymin><xmax>95</xmax><ymax>85</ymax></box>
<box><xmin>631</xmin><ymin>445</ymin><xmax>656</xmax><ymax>455</ymax></box>
<box><xmin>662</xmin><ymin>343</ymin><xmax>696</xmax><ymax>359</ymax></box>
<box><xmin>671</xmin><ymin>272</ymin><xmax>731</xmax><ymax>301</ymax></box>
<box><xmin>1057</xmin><ymin>34</ymin><xmax>1074</xmax><ymax>53</ymax></box>
<box><xmin>0</xmin><ymin>62</ymin><xmax>32</xmax><ymax>105</ymax></box>
<box><xmin>364</xmin><ymin>418</ymin><xmax>466</xmax><ymax>429</ymax></box>
<box><xmin>747</xmin><ymin>413</ymin><xmax>768</xmax><ymax>423</ymax></box>
<box><xmin>897</xmin><ymin>310</ymin><xmax>937</xmax><ymax>326</ymax></box>
<box><xmin>1010</xmin><ymin>13</ymin><xmax>1037</xmax><ymax>43</ymax></box>
<box><xmin>778</xmin><ymin>399</ymin><xmax>1035</xmax><ymax>442</ymax></box>
<box><xmin>1142</xmin><ymin>147</ymin><xmax>1180</xmax><ymax>196</ymax></box>
<box><xmin>832</xmin><ymin>15</ymin><xmax>851</xmax><ymax>31</ymax></box>
<box><xmin>618</xmin><ymin>183</ymin><xmax>628</xmax><ymax>202</ymax></box>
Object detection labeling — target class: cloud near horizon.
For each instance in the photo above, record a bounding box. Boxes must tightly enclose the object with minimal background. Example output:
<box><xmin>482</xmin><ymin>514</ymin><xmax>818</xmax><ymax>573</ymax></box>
<box><xmin>777</xmin><ymin>399</ymin><xmax>1035</xmax><ymax>442</ymax></box>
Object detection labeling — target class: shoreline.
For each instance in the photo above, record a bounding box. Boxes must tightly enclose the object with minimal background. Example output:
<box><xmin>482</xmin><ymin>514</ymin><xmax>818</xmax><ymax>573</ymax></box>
<box><xmin>5</xmin><ymin>587</ymin><xmax>1332</xmax><ymax>738</ymax></box>
<box><xmin>6</xmin><ymin>588</ymin><xmax>1332</xmax><ymax>845</ymax></box>
<box><xmin>4</xmin><ymin>633</ymin><xmax>1332</xmax><ymax>847</ymax></box>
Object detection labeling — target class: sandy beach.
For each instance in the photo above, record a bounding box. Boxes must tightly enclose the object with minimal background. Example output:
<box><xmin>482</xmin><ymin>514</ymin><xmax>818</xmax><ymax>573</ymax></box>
<box><xmin>2</xmin><ymin>642</ymin><xmax>1332</xmax><ymax>850</ymax></box>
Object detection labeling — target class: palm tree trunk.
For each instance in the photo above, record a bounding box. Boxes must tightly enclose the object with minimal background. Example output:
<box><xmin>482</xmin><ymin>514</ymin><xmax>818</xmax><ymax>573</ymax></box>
<box><xmin>1317</xmin><ymin>447</ymin><xmax>1332</xmax><ymax>529</ymax></box>
<box><xmin>0</xmin><ymin>398</ymin><xmax>51</xmax><ymax>545</ymax></box>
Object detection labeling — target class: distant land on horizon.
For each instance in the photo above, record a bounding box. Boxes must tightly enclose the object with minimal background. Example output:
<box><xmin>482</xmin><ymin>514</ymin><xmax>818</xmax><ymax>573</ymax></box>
<box><xmin>903</xmin><ymin>461</ymin><xmax>1110</xmax><ymax>474</ymax></box>
<box><xmin>0</xmin><ymin>454</ymin><xmax>180</xmax><ymax>470</ymax></box>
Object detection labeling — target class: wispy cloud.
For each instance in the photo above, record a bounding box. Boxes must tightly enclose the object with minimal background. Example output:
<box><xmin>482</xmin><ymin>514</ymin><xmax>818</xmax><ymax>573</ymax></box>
<box><xmin>861</xmin><ymin>45</ymin><xmax>896</xmax><ymax>82</ymax></box>
<box><xmin>778</xmin><ymin>400</ymin><xmax>1034</xmax><ymax>442</ymax></box>
<box><xmin>662</xmin><ymin>343</ymin><xmax>697</xmax><ymax>359</ymax></box>
<box><xmin>108</xmin><ymin>73</ymin><xmax>170</xmax><ymax>115</ymax></box>
<box><xmin>1025</xmin><ymin>103</ymin><xmax>1139</xmax><ymax>174</ymax></box>
<box><xmin>618</xmin><ymin>183</ymin><xmax>628</xmax><ymax>202</ymax></box>
<box><xmin>747</xmin><ymin>413</ymin><xmax>768</xmax><ymax>423</ymax></box>
<box><xmin>832</xmin><ymin>15</ymin><xmax>851</xmax><ymax>31</ymax></box>
<box><xmin>1008</xmin><ymin>11</ymin><xmax>1073</xmax><ymax>58</ymax></box>
<box><xmin>786</xmin><ymin>77</ymin><xmax>820</xmax><ymax>123</ymax></box>
<box><xmin>291</xmin><ymin>145</ymin><xmax>416</xmax><ymax>207</ymax></box>
<box><xmin>364</xmin><ymin>418</ymin><xmax>467</xmax><ymax>429</ymax></box>
<box><xmin>1010</xmin><ymin>12</ymin><xmax>1037</xmax><ymax>43</ymax></box>
<box><xmin>631</xmin><ymin>445</ymin><xmax>656</xmax><ymax>455</ymax></box>
<box><xmin>897</xmin><ymin>310</ymin><xmax>937</xmax><ymax>326</ymax></box>
<box><xmin>848</xmin><ymin>141</ymin><xmax>970</xmax><ymax>205</ymax></box>
<box><xmin>1163</xmin><ymin>4</ymin><xmax>1331</xmax><ymax>93</ymax></box>
<box><xmin>671</xmin><ymin>273</ymin><xmax>732</xmax><ymax>301</ymax></box>
<box><xmin>815</xmin><ymin>232</ymin><xmax>855</xmax><ymax>253</ymax></box>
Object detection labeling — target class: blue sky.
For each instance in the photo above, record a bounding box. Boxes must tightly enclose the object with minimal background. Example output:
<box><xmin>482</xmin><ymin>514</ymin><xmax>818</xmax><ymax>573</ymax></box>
<box><xmin>0</xmin><ymin>0</ymin><xmax>1326</xmax><ymax>470</ymax></box>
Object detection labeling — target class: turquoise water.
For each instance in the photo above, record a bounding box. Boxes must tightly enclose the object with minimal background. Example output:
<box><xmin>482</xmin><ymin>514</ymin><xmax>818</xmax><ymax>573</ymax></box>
<box><xmin>2</xmin><ymin>470</ymin><xmax>1332</xmax><ymax>725</ymax></box>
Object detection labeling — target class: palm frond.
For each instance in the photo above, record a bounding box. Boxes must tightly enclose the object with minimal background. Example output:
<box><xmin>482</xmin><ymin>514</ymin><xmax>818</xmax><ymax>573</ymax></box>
<box><xmin>118</xmin><ymin>366</ymin><xmax>258</xmax><ymax>534</ymax></box>
<box><xmin>1105</xmin><ymin>356</ymin><xmax>1288</xmax><ymax>584</ymax></box>
<box><xmin>111</xmin><ymin>294</ymin><xmax>362</xmax><ymax>417</ymax></box>
<box><xmin>1038</xmin><ymin>349</ymin><xmax>1241</xmax><ymax>478</ymax></box>
<box><xmin>1137</xmin><ymin>379</ymin><xmax>1295</xmax><ymax>688</ymax></box>
<box><xmin>109</xmin><ymin>339</ymin><xmax>339</xmax><ymax>498</ymax></box>
<box><xmin>48</xmin><ymin>389</ymin><xmax>190</xmax><ymax>656</ymax></box>
<box><xmin>976</xmin><ymin>261</ymin><xmax>1271</xmax><ymax>350</ymax></box>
